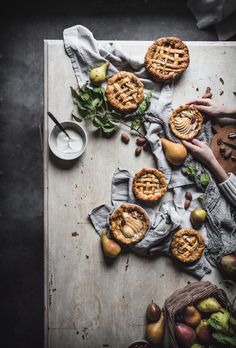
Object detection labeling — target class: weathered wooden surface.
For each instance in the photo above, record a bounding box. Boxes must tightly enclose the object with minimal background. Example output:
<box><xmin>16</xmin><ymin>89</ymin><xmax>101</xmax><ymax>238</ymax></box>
<box><xmin>44</xmin><ymin>40</ymin><xmax>236</xmax><ymax>348</ymax></box>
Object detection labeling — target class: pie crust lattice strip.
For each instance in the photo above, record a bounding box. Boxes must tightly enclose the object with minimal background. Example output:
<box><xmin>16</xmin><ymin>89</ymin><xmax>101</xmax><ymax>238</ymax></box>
<box><xmin>169</xmin><ymin>105</ymin><xmax>203</xmax><ymax>140</ymax></box>
<box><xmin>144</xmin><ymin>37</ymin><xmax>190</xmax><ymax>81</ymax></box>
<box><xmin>133</xmin><ymin>168</ymin><xmax>167</xmax><ymax>202</ymax></box>
<box><xmin>109</xmin><ymin>204</ymin><xmax>149</xmax><ymax>245</ymax></box>
<box><xmin>171</xmin><ymin>229</ymin><xmax>205</xmax><ymax>264</ymax></box>
<box><xmin>106</xmin><ymin>71</ymin><xmax>144</xmax><ymax>112</ymax></box>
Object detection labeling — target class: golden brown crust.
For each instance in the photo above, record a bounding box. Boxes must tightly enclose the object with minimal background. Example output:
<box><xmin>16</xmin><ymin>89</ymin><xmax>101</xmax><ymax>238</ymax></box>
<box><xmin>171</xmin><ymin>229</ymin><xmax>205</xmax><ymax>264</ymax></box>
<box><xmin>106</xmin><ymin>71</ymin><xmax>144</xmax><ymax>112</ymax></box>
<box><xmin>132</xmin><ymin>168</ymin><xmax>167</xmax><ymax>202</ymax></box>
<box><xmin>169</xmin><ymin>105</ymin><xmax>203</xmax><ymax>140</ymax></box>
<box><xmin>109</xmin><ymin>203</ymin><xmax>149</xmax><ymax>245</ymax></box>
<box><xmin>144</xmin><ymin>37</ymin><xmax>189</xmax><ymax>82</ymax></box>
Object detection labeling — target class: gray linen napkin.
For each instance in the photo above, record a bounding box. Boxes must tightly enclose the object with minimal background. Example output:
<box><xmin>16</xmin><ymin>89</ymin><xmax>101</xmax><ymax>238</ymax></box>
<box><xmin>89</xmin><ymin>169</ymin><xmax>211</xmax><ymax>279</ymax></box>
<box><xmin>63</xmin><ymin>25</ymin><xmax>236</xmax><ymax>272</ymax></box>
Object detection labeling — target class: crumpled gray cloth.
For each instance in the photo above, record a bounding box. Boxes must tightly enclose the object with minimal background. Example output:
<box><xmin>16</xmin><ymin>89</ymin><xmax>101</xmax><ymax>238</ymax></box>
<box><xmin>89</xmin><ymin>169</ymin><xmax>211</xmax><ymax>279</ymax></box>
<box><xmin>63</xmin><ymin>24</ymin><xmax>236</xmax><ymax>272</ymax></box>
<box><xmin>187</xmin><ymin>0</ymin><xmax>236</xmax><ymax>40</ymax></box>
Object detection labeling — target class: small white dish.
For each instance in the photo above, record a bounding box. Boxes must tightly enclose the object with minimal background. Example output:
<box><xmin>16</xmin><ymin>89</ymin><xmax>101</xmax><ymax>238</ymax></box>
<box><xmin>49</xmin><ymin>121</ymin><xmax>87</xmax><ymax>160</ymax></box>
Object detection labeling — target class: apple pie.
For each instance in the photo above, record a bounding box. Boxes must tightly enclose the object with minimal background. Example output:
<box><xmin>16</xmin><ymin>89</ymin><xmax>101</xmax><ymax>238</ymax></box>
<box><xmin>133</xmin><ymin>168</ymin><xmax>167</xmax><ymax>202</ymax></box>
<box><xmin>169</xmin><ymin>105</ymin><xmax>203</xmax><ymax>140</ymax></box>
<box><xmin>171</xmin><ymin>229</ymin><xmax>205</xmax><ymax>264</ymax></box>
<box><xmin>109</xmin><ymin>204</ymin><xmax>149</xmax><ymax>245</ymax></box>
<box><xmin>144</xmin><ymin>37</ymin><xmax>189</xmax><ymax>81</ymax></box>
<box><xmin>106</xmin><ymin>71</ymin><xmax>144</xmax><ymax>112</ymax></box>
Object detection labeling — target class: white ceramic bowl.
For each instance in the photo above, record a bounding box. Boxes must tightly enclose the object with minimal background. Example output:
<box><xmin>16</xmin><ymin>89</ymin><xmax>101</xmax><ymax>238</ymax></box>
<box><xmin>49</xmin><ymin>121</ymin><xmax>87</xmax><ymax>160</ymax></box>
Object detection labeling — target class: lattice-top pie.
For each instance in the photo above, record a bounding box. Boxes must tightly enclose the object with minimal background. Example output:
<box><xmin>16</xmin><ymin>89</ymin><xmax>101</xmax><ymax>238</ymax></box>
<box><xmin>171</xmin><ymin>229</ymin><xmax>205</xmax><ymax>264</ymax></box>
<box><xmin>106</xmin><ymin>71</ymin><xmax>144</xmax><ymax>112</ymax></box>
<box><xmin>144</xmin><ymin>37</ymin><xmax>189</xmax><ymax>81</ymax></box>
<box><xmin>133</xmin><ymin>168</ymin><xmax>167</xmax><ymax>202</ymax></box>
<box><xmin>169</xmin><ymin>105</ymin><xmax>203</xmax><ymax>140</ymax></box>
<box><xmin>109</xmin><ymin>204</ymin><xmax>149</xmax><ymax>245</ymax></box>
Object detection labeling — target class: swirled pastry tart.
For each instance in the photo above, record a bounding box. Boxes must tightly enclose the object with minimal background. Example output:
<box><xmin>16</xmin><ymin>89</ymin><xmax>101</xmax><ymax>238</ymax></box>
<box><xmin>133</xmin><ymin>168</ymin><xmax>167</xmax><ymax>202</ymax></box>
<box><xmin>169</xmin><ymin>105</ymin><xmax>203</xmax><ymax>140</ymax></box>
<box><xmin>171</xmin><ymin>229</ymin><xmax>205</xmax><ymax>264</ymax></box>
<box><xmin>106</xmin><ymin>71</ymin><xmax>144</xmax><ymax>112</ymax></box>
<box><xmin>144</xmin><ymin>37</ymin><xmax>189</xmax><ymax>81</ymax></box>
<box><xmin>109</xmin><ymin>204</ymin><xmax>149</xmax><ymax>245</ymax></box>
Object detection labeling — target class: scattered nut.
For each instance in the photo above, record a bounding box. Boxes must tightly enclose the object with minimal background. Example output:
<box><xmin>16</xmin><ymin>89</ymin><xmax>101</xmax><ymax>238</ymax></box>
<box><xmin>135</xmin><ymin>146</ymin><xmax>142</xmax><ymax>156</ymax></box>
<box><xmin>233</xmin><ymin>91</ymin><xmax>236</xmax><ymax>97</ymax></box>
<box><xmin>219</xmin><ymin>145</ymin><xmax>226</xmax><ymax>154</ymax></box>
<box><xmin>202</xmin><ymin>87</ymin><xmax>212</xmax><ymax>99</ymax></box>
<box><xmin>143</xmin><ymin>142</ymin><xmax>151</xmax><ymax>152</ymax></box>
<box><xmin>121</xmin><ymin>132</ymin><xmax>130</xmax><ymax>144</ymax></box>
<box><xmin>219</xmin><ymin>89</ymin><xmax>224</xmax><ymax>96</ymax></box>
<box><xmin>196</xmin><ymin>87</ymin><xmax>199</xmax><ymax>92</ymax></box>
<box><xmin>224</xmin><ymin>148</ymin><xmax>233</xmax><ymax>159</ymax></box>
<box><xmin>185</xmin><ymin>191</ymin><xmax>192</xmax><ymax>200</ymax></box>
<box><xmin>136</xmin><ymin>136</ymin><xmax>146</xmax><ymax>146</ymax></box>
<box><xmin>219</xmin><ymin>77</ymin><xmax>224</xmax><ymax>85</ymax></box>
<box><xmin>184</xmin><ymin>191</ymin><xmax>192</xmax><ymax>210</ymax></box>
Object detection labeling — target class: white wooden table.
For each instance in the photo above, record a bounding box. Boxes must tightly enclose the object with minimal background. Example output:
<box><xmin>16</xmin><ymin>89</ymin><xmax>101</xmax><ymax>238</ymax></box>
<box><xmin>44</xmin><ymin>40</ymin><xmax>236</xmax><ymax>348</ymax></box>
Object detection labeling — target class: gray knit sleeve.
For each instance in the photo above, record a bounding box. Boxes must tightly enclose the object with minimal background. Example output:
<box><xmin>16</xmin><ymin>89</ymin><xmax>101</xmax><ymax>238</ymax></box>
<box><xmin>218</xmin><ymin>173</ymin><xmax>236</xmax><ymax>207</ymax></box>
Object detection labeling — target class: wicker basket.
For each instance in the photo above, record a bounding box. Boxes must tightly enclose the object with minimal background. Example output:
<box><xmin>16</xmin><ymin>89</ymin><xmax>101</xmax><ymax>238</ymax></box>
<box><xmin>165</xmin><ymin>281</ymin><xmax>228</xmax><ymax>348</ymax></box>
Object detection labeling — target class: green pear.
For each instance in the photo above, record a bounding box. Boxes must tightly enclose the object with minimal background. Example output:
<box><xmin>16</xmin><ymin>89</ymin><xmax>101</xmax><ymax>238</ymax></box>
<box><xmin>190</xmin><ymin>208</ymin><xmax>207</xmax><ymax>229</ymax></box>
<box><xmin>89</xmin><ymin>62</ymin><xmax>109</xmax><ymax>85</ymax></box>
<box><xmin>101</xmin><ymin>230</ymin><xmax>121</xmax><ymax>258</ymax></box>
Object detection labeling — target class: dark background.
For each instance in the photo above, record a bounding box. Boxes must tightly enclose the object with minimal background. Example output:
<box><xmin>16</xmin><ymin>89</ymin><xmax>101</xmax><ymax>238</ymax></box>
<box><xmin>0</xmin><ymin>1</ymin><xmax>221</xmax><ymax>347</ymax></box>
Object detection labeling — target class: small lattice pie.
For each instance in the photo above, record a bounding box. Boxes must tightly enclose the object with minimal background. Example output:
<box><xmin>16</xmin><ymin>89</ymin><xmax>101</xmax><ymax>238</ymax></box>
<box><xmin>109</xmin><ymin>204</ymin><xmax>149</xmax><ymax>245</ymax></box>
<box><xmin>169</xmin><ymin>105</ymin><xmax>203</xmax><ymax>140</ymax></box>
<box><xmin>106</xmin><ymin>71</ymin><xmax>144</xmax><ymax>112</ymax></box>
<box><xmin>133</xmin><ymin>168</ymin><xmax>167</xmax><ymax>202</ymax></box>
<box><xmin>171</xmin><ymin>229</ymin><xmax>205</xmax><ymax>264</ymax></box>
<box><xmin>144</xmin><ymin>37</ymin><xmax>189</xmax><ymax>81</ymax></box>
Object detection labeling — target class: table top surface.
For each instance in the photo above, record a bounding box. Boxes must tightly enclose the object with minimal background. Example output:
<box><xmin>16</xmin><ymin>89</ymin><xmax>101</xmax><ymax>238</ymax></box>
<box><xmin>44</xmin><ymin>40</ymin><xmax>236</xmax><ymax>348</ymax></box>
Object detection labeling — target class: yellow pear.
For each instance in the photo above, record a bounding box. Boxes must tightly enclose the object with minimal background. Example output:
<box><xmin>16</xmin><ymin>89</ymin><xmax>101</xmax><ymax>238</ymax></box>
<box><xmin>101</xmin><ymin>230</ymin><xmax>121</xmax><ymax>258</ymax></box>
<box><xmin>89</xmin><ymin>62</ymin><xmax>109</xmax><ymax>85</ymax></box>
<box><xmin>161</xmin><ymin>138</ymin><xmax>187</xmax><ymax>166</ymax></box>
<box><xmin>146</xmin><ymin>312</ymin><xmax>165</xmax><ymax>344</ymax></box>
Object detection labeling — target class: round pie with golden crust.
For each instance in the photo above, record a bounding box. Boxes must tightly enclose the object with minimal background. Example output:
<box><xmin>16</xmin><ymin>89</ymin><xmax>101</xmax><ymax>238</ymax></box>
<box><xmin>144</xmin><ymin>37</ymin><xmax>189</xmax><ymax>81</ymax></box>
<box><xmin>133</xmin><ymin>168</ymin><xmax>167</xmax><ymax>202</ymax></box>
<box><xmin>106</xmin><ymin>71</ymin><xmax>144</xmax><ymax>112</ymax></box>
<box><xmin>171</xmin><ymin>229</ymin><xmax>205</xmax><ymax>264</ymax></box>
<box><xmin>109</xmin><ymin>204</ymin><xmax>149</xmax><ymax>245</ymax></box>
<box><xmin>169</xmin><ymin>105</ymin><xmax>203</xmax><ymax>140</ymax></box>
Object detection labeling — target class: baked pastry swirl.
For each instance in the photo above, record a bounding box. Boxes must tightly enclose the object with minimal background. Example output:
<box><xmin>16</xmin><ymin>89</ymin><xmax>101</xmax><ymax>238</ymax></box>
<box><xmin>144</xmin><ymin>37</ymin><xmax>189</xmax><ymax>81</ymax></box>
<box><xmin>171</xmin><ymin>229</ymin><xmax>205</xmax><ymax>264</ymax></box>
<box><xmin>169</xmin><ymin>105</ymin><xmax>203</xmax><ymax>140</ymax></box>
<box><xmin>109</xmin><ymin>204</ymin><xmax>149</xmax><ymax>245</ymax></box>
<box><xmin>133</xmin><ymin>168</ymin><xmax>167</xmax><ymax>202</ymax></box>
<box><xmin>106</xmin><ymin>71</ymin><xmax>144</xmax><ymax>112</ymax></box>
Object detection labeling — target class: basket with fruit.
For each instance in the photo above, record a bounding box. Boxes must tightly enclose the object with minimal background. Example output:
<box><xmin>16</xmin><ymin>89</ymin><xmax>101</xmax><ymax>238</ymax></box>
<box><xmin>165</xmin><ymin>281</ymin><xmax>236</xmax><ymax>348</ymax></box>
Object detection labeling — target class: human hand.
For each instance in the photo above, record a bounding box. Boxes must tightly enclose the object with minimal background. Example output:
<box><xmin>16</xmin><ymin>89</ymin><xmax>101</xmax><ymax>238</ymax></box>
<box><xmin>182</xmin><ymin>138</ymin><xmax>228</xmax><ymax>182</ymax></box>
<box><xmin>186</xmin><ymin>98</ymin><xmax>227</xmax><ymax>118</ymax></box>
<box><xmin>182</xmin><ymin>139</ymin><xmax>216</xmax><ymax>166</ymax></box>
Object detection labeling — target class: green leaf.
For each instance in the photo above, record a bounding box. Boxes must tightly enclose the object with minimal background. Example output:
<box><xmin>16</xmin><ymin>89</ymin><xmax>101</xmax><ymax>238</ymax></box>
<box><xmin>209</xmin><ymin>318</ymin><xmax>226</xmax><ymax>333</ymax></box>
<box><xmin>213</xmin><ymin>333</ymin><xmax>236</xmax><ymax>346</ymax></box>
<box><xmin>186</xmin><ymin>164</ymin><xmax>198</xmax><ymax>176</ymax></box>
<box><xmin>131</xmin><ymin>119</ymin><xmax>142</xmax><ymax>130</ymax></box>
<box><xmin>136</xmin><ymin>92</ymin><xmax>152</xmax><ymax>115</ymax></box>
<box><xmin>200</xmin><ymin>172</ymin><xmax>211</xmax><ymax>187</ymax></box>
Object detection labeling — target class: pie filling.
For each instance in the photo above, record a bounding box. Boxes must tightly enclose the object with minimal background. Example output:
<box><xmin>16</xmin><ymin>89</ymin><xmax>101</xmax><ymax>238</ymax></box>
<box><xmin>173</xmin><ymin>110</ymin><xmax>198</xmax><ymax>135</ymax></box>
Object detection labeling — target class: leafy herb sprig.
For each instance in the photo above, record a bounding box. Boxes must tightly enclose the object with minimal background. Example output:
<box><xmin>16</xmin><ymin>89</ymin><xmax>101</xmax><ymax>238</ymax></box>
<box><xmin>71</xmin><ymin>83</ymin><xmax>152</xmax><ymax>136</ymax></box>
<box><xmin>183</xmin><ymin>163</ymin><xmax>211</xmax><ymax>188</ymax></box>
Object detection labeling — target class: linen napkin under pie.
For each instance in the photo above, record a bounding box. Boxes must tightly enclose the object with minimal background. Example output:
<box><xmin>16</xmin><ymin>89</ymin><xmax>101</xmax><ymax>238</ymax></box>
<box><xmin>63</xmin><ymin>25</ymin><xmax>236</xmax><ymax>272</ymax></box>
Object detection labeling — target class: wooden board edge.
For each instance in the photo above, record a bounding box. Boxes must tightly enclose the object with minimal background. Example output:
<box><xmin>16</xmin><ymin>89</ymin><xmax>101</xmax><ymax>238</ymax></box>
<box><xmin>43</xmin><ymin>39</ymin><xmax>49</xmax><ymax>348</ymax></box>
